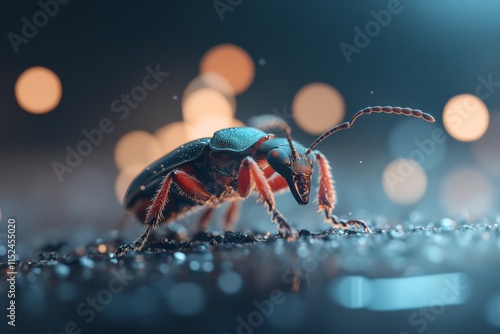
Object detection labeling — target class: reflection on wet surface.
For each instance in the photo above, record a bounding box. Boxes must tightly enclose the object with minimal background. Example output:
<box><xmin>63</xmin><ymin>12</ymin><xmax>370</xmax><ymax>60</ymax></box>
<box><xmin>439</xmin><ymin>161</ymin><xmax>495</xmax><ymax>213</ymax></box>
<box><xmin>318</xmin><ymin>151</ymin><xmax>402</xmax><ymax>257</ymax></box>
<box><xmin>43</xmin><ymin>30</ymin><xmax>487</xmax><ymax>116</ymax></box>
<box><xmin>2</xmin><ymin>220</ymin><xmax>500</xmax><ymax>333</ymax></box>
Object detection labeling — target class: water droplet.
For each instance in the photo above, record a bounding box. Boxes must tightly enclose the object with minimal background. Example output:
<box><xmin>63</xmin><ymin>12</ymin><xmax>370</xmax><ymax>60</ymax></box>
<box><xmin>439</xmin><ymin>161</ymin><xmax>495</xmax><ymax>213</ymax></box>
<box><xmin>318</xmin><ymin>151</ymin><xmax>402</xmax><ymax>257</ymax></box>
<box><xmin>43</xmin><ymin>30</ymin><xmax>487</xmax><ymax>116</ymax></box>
<box><xmin>218</xmin><ymin>271</ymin><xmax>243</xmax><ymax>295</ymax></box>
<box><xmin>55</xmin><ymin>264</ymin><xmax>70</xmax><ymax>278</ymax></box>
<box><xmin>389</xmin><ymin>230</ymin><xmax>405</xmax><ymax>238</ymax></box>
<box><xmin>409</xmin><ymin>211</ymin><xmax>422</xmax><ymax>223</ymax></box>
<box><xmin>423</xmin><ymin>245</ymin><xmax>444</xmax><ymax>263</ymax></box>
<box><xmin>80</xmin><ymin>256</ymin><xmax>95</xmax><ymax>269</ymax></box>
<box><xmin>297</xmin><ymin>244</ymin><xmax>309</xmax><ymax>258</ymax></box>
<box><xmin>189</xmin><ymin>260</ymin><xmax>200</xmax><ymax>271</ymax></box>
<box><xmin>202</xmin><ymin>262</ymin><xmax>214</xmax><ymax>272</ymax></box>
<box><xmin>173</xmin><ymin>252</ymin><xmax>186</xmax><ymax>264</ymax></box>
<box><xmin>440</xmin><ymin>218</ymin><xmax>456</xmax><ymax>228</ymax></box>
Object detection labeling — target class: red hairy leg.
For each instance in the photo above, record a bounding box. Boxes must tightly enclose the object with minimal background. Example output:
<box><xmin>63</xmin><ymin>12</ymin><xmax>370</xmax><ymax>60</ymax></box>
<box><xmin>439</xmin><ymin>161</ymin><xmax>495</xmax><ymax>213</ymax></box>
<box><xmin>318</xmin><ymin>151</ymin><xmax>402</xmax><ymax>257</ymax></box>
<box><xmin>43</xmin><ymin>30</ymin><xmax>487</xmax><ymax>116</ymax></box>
<box><xmin>315</xmin><ymin>151</ymin><xmax>337</xmax><ymax>215</ymax></box>
<box><xmin>314</xmin><ymin>151</ymin><xmax>371</xmax><ymax>232</ymax></box>
<box><xmin>116</xmin><ymin>170</ymin><xmax>213</xmax><ymax>255</ymax></box>
<box><xmin>262</xmin><ymin>164</ymin><xmax>276</xmax><ymax>178</ymax></box>
<box><xmin>146</xmin><ymin>170</ymin><xmax>212</xmax><ymax>225</ymax></box>
<box><xmin>262</xmin><ymin>164</ymin><xmax>289</xmax><ymax>193</ymax></box>
<box><xmin>267</xmin><ymin>172</ymin><xmax>289</xmax><ymax>193</ymax></box>
<box><xmin>237</xmin><ymin>157</ymin><xmax>294</xmax><ymax>238</ymax></box>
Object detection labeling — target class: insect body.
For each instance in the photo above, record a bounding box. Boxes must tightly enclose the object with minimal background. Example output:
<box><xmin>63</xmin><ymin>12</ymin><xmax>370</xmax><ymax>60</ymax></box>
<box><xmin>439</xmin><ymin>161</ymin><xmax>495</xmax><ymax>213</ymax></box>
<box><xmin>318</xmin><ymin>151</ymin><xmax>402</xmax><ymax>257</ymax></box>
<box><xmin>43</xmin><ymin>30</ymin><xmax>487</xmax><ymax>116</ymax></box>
<box><xmin>116</xmin><ymin>106</ymin><xmax>435</xmax><ymax>255</ymax></box>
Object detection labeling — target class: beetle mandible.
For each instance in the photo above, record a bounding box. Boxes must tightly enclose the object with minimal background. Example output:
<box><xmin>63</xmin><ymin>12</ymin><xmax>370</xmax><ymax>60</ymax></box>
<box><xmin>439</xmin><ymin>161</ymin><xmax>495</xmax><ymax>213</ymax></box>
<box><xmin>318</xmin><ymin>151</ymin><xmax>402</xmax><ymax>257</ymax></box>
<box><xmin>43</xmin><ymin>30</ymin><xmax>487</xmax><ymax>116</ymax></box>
<box><xmin>116</xmin><ymin>106</ymin><xmax>435</xmax><ymax>255</ymax></box>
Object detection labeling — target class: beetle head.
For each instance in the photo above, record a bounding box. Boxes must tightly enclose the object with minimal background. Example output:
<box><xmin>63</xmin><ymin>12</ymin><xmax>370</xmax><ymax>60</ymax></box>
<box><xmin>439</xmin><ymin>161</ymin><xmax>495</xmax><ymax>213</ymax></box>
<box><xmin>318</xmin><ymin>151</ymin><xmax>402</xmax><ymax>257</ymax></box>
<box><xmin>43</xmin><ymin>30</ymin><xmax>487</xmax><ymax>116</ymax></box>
<box><xmin>266</xmin><ymin>140</ymin><xmax>316</xmax><ymax>205</ymax></box>
<box><xmin>258</xmin><ymin>107</ymin><xmax>436</xmax><ymax>206</ymax></box>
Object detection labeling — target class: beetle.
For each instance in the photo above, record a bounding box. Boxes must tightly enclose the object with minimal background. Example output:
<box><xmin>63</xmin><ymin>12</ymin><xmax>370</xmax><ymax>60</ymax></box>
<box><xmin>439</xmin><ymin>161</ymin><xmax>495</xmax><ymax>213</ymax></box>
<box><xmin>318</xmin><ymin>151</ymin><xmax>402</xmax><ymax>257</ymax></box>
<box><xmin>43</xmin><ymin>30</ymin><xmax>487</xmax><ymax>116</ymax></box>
<box><xmin>115</xmin><ymin>106</ymin><xmax>435</xmax><ymax>255</ymax></box>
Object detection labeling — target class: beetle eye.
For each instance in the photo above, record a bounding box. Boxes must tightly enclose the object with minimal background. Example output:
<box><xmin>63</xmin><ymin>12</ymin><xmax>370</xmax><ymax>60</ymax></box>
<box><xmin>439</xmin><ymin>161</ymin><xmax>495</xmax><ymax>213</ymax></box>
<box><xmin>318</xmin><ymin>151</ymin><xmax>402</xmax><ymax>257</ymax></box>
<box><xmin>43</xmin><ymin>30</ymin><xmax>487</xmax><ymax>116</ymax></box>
<box><xmin>267</xmin><ymin>149</ymin><xmax>290</xmax><ymax>168</ymax></box>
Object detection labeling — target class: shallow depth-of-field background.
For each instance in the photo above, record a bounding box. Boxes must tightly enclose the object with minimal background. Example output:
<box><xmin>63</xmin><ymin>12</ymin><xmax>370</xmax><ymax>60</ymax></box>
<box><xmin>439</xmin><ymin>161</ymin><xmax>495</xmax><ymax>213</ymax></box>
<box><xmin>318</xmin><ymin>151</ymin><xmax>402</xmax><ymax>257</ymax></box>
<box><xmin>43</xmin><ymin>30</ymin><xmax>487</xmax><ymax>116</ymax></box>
<box><xmin>1</xmin><ymin>1</ymin><xmax>500</xmax><ymax>333</ymax></box>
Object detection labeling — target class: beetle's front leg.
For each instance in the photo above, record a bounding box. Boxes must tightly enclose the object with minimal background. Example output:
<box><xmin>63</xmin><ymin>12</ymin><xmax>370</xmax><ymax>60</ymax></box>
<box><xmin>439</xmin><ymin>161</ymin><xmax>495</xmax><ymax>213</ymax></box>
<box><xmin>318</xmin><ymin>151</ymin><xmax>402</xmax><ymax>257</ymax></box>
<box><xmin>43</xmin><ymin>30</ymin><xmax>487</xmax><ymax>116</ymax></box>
<box><xmin>237</xmin><ymin>157</ymin><xmax>295</xmax><ymax>239</ymax></box>
<box><xmin>314</xmin><ymin>151</ymin><xmax>371</xmax><ymax>233</ymax></box>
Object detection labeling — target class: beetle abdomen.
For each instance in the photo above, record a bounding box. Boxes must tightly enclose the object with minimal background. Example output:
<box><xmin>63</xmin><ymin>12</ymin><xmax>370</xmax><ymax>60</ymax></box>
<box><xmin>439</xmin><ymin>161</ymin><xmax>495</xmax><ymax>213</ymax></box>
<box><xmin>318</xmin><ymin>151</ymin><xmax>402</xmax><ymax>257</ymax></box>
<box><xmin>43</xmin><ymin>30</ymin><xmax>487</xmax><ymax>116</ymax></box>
<box><xmin>124</xmin><ymin>138</ymin><xmax>211</xmax><ymax>209</ymax></box>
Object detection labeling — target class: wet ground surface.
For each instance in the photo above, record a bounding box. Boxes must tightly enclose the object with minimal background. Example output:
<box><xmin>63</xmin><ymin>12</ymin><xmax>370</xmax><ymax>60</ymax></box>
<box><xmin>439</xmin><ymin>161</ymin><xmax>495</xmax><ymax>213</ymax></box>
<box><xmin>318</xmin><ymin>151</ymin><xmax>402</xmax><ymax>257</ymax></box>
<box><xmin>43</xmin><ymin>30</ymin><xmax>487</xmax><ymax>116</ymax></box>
<box><xmin>2</xmin><ymin>218</ymin><xmax>500</xmax><ymax>334</ymax></box>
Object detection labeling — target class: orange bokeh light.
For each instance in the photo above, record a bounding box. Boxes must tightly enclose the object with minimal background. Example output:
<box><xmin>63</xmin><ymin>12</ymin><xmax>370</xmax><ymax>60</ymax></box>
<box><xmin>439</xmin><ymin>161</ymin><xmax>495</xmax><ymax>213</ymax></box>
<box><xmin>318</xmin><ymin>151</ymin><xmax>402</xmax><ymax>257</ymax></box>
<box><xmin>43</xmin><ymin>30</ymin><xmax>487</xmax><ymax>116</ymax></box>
<box><xmin>292</xmin><ymin>83</ymin><xmax>345</xmax><ymax>135</ymax></box>
<box><xmin>382</xmin><ymin>158</ymin><xmax>427</xmax><ymax>205</ymax></box>
<box><xmin>200</xmin><ymin>44</ymin><xmax>255</xmax><ymax>95</ymax></box>
<box><xmin>183</xmin><ymin>74</ymin><xmax>236</xmax><ymax>113</ymax></box>
<box><xmin>183</xmin><ymin>87</ymin><xmax>234</xmax><ymax>125</ymax></box>
<box><xmin>231</xmin><ymin>119</ymin><xmax>245</xmax><ymax>128</ymax></box>
<box><xmin>114</xmin><ymin>131</ymin><xmax>163</xmax><ymax>170</ymax></box>
<box><xmin>15</xmin><ymin>66</ymin><xmax>62</xmax><ymax>114</ymax></box>
<box><xmin>443</xmin><ymin>94</ymin><xmax>489</xmax><ymax>142</ymax></box>
<box><xmin>154</xmin><ymin>122</ymin><xmax>190</xmax><ymax>154</ymax></box>
<box><xmin>115</xmin><ymin>164</ymin><xmax>144</xmax><ymax>205</ymax></box>
<box><xmin>185</xmin><ymin>117</ymin><xmax>240</xmax><ymax>141</ymax></box>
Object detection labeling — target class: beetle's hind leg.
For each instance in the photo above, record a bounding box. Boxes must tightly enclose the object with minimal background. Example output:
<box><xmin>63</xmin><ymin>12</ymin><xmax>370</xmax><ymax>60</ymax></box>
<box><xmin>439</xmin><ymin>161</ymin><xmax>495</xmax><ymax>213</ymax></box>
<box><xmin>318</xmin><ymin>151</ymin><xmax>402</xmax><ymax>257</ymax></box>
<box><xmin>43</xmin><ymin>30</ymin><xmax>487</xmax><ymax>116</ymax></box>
<box><xmin>198</xmin><ymin>207</ymin><xmax>216</xmax><ymax>231</ymax></box>
<box><xmin>115</xmin><ymin>224</ymin><xmax>156</xmax><ymax>256</ymax></box>
<box><xmin>237</xmin><ymin>157</ymin><xmax>295</xmax><ymax>239</ymax></box>
<box><xmin>115</xmin><ymin>169</ymin><xmax>213</xmax><ymax>256</ymax></box>
<box><xmin>314</xmin><ymin>151</ymin><xmax>371</xmax><ymax>233</ymax></box>
<box><xmin>223</xmin><ymin>200</ymin><xmax>241</xmax><ymax>231</ymax></box>
<box><xmin>198</xmin><ymin>200</ymin><xmax>241</xmax><ymax>231</ymax></box>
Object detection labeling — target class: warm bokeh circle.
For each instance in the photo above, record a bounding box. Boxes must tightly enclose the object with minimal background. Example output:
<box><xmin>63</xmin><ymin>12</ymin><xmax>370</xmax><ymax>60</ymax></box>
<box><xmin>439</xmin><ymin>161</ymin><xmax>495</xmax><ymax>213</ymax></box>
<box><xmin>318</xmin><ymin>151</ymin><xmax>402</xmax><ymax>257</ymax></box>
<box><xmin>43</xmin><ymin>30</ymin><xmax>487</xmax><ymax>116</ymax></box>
<box><xmin>443</xmin><ymin>94</ymin><xmax>489</xmax><ymax>142</ymax></box>
<box><xmin>200</xmin><ymin>44</ymin><xmax>255</xmax><ymax>95</ymax></box>
<box><xmin>292</xmin><ymin>83</ymin><xmax>345</xmax><ymax>135</ymax></box>
<box><xmin>15</xmin><ymin>66</ymin><xmax>62</xmax><ymax>114</ymax></box>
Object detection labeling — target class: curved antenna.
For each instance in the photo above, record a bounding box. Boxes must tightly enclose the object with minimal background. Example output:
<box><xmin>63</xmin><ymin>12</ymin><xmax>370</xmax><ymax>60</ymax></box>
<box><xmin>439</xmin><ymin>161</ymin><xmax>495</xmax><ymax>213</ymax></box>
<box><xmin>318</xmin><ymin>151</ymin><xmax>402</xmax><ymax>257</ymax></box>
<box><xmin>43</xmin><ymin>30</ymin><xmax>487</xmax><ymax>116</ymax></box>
<box><xmin>248</xmin><ymin>115</ymin><xmax>299</xmax><ymax>160</ymax></box>
<box><xmin>306</xmin><ymin>106</ymin><xmax>435</xmax><ymax>155</ymax></box>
